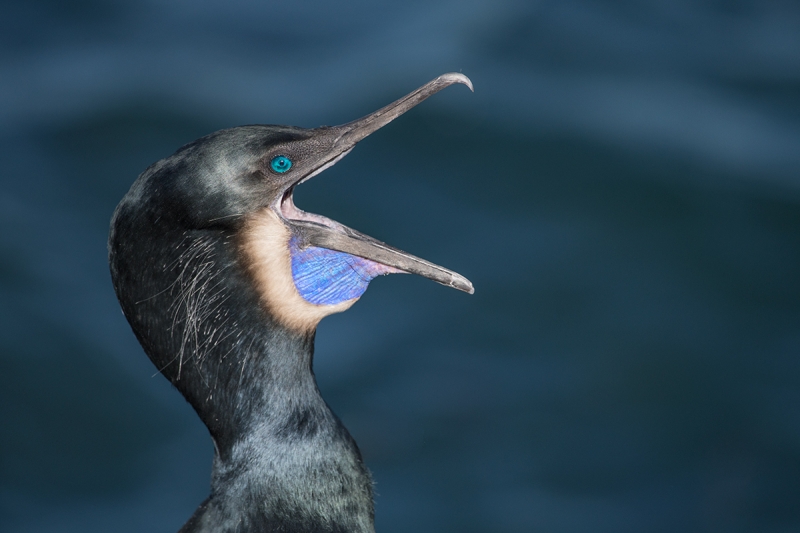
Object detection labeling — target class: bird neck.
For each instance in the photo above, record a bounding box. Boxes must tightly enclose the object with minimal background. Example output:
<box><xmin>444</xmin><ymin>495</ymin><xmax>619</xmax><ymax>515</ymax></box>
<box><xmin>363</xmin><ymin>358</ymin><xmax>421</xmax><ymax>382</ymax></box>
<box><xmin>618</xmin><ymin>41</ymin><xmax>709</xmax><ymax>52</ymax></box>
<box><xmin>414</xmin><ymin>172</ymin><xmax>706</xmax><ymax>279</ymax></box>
<box><xmin>110</xmin><ymin>222</ymin><xmax>375</xmax><ymax>532</ymax></box>
<box><xmin>193</xmin><ymin>329</ymin><xmax>375</xmax><ymax>533</ymax></box>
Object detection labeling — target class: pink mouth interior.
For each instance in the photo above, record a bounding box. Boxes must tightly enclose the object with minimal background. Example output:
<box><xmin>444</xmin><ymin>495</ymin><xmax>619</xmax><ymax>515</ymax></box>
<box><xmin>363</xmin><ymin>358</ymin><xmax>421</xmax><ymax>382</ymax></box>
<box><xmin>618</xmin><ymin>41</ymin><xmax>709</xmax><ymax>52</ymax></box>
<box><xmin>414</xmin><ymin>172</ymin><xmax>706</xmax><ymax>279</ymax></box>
<box><xmin>279</xmin><ymin>188</ymin><xmax>341</xmax><ymax>229</ymax></box>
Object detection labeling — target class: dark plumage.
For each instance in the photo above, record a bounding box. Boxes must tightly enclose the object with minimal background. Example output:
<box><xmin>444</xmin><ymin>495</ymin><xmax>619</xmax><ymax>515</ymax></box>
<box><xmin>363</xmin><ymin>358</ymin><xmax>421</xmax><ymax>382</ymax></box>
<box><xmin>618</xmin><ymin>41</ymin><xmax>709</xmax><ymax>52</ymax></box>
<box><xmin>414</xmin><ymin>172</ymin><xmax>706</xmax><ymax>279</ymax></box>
<box><xmin>108</xmin><ymin>74</ymin><xmax>473</xmax><ymax>533</ymax></box>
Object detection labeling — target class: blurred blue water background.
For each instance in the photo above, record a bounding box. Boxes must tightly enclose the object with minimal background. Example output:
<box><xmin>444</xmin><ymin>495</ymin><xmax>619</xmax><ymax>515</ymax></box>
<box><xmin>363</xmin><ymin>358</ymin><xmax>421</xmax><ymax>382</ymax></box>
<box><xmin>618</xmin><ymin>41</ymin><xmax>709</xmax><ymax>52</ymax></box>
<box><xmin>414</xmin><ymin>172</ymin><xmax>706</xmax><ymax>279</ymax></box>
<box><xmin>2</xmin><ymin>1</ymin><xmax>800</xmax><ymax>532</ymax></box>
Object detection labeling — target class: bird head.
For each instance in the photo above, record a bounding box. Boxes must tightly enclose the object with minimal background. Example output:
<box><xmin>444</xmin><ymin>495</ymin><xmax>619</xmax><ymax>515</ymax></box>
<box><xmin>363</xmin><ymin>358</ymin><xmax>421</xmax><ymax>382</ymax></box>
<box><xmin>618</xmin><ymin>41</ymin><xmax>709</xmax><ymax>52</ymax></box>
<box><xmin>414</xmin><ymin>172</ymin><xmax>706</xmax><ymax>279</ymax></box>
<box><xmin>110</xmin><ymin>73</ymin><xmax>473</xmax><ymax>340</ymax></box>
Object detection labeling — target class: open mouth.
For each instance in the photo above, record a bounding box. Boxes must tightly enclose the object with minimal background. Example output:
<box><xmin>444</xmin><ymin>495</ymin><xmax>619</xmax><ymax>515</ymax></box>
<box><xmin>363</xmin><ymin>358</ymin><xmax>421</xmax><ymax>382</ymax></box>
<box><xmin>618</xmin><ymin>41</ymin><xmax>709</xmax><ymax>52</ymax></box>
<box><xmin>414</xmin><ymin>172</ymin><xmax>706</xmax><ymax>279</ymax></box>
<box><xmin>275</xmin><ymin>73</ymin><xmax>475</xmax><ymax>294</ymax></box>
<box><xmin>279</xmin><ymin>185</ymin><xmax>350</xmax><ymax>236</ymax></box>
<box><xmin>277</xmin><ymin>149</ymin><xmax>353</xmax><ymax>233</ymax></box>
<box><xmin>278</xmin><ymin>164</ymin><xmax>473</xmax><ymax>294</ymax></box>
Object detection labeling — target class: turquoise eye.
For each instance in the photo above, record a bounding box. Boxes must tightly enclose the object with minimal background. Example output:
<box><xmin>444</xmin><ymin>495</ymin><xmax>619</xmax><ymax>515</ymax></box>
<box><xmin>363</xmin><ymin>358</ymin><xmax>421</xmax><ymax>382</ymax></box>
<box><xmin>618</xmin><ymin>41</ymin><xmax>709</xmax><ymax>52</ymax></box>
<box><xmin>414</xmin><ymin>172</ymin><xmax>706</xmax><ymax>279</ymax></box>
<box><xmin>270</xmin><ymin>155</ymin><xmax>292</xmax><ymax>173</ymax></box>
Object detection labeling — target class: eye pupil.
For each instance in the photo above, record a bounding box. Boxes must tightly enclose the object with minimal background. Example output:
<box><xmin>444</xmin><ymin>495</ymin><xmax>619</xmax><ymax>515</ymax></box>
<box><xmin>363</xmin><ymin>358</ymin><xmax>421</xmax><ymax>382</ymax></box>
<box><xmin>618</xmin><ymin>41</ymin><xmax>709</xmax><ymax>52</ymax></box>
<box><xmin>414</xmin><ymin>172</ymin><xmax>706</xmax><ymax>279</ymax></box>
<box><xmin>270</xmin><ymin>155</ymin><xmax>292</xmax><ymax>173</ymax></box>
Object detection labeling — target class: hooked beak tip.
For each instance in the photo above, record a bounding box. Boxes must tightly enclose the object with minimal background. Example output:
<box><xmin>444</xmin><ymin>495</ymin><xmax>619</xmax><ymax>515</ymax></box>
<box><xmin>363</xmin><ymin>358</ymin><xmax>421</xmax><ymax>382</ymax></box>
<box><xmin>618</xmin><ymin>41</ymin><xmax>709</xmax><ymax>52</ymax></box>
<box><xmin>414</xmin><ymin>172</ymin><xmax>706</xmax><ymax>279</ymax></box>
<box><xmin>439</xmin><ymin>72</ymin><xmax>474</xmax><ymax>93</ymax></box>
<box><xmin>334</xmin><ymin>72</ymin><xmax>474</xmax><ymax>148</ymax></box>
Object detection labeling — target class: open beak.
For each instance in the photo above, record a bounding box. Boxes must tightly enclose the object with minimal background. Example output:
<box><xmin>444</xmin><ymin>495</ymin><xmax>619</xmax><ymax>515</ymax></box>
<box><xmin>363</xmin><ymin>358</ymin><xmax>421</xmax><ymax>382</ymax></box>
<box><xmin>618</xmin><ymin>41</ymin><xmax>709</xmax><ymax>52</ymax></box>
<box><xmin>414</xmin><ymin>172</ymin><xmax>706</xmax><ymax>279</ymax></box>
<box><xmin>280</xmin><ymin>73</ymin><xmax>474</xmax><ymax>295</ymax></box>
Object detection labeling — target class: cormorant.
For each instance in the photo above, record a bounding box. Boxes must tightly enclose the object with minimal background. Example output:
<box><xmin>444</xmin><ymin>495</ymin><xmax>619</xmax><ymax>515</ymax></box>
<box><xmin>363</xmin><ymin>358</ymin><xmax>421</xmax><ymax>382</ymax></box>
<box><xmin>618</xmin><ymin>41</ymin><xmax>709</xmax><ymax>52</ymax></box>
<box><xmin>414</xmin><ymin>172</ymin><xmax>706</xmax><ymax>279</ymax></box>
<box><xmin>108</xmin><ymin>73</ymin><xmax>473</xmax><ymax>533</ymax></box>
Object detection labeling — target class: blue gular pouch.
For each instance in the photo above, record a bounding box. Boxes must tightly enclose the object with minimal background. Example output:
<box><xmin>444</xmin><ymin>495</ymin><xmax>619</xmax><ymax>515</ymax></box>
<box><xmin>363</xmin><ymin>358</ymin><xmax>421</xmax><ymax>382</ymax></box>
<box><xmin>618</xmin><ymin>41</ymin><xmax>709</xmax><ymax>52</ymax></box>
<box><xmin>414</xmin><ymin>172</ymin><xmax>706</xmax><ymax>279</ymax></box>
<box><xmin>289</xmin><ymin>237</ymin><xmax>399</xmax><ymax>306</ymax></box>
